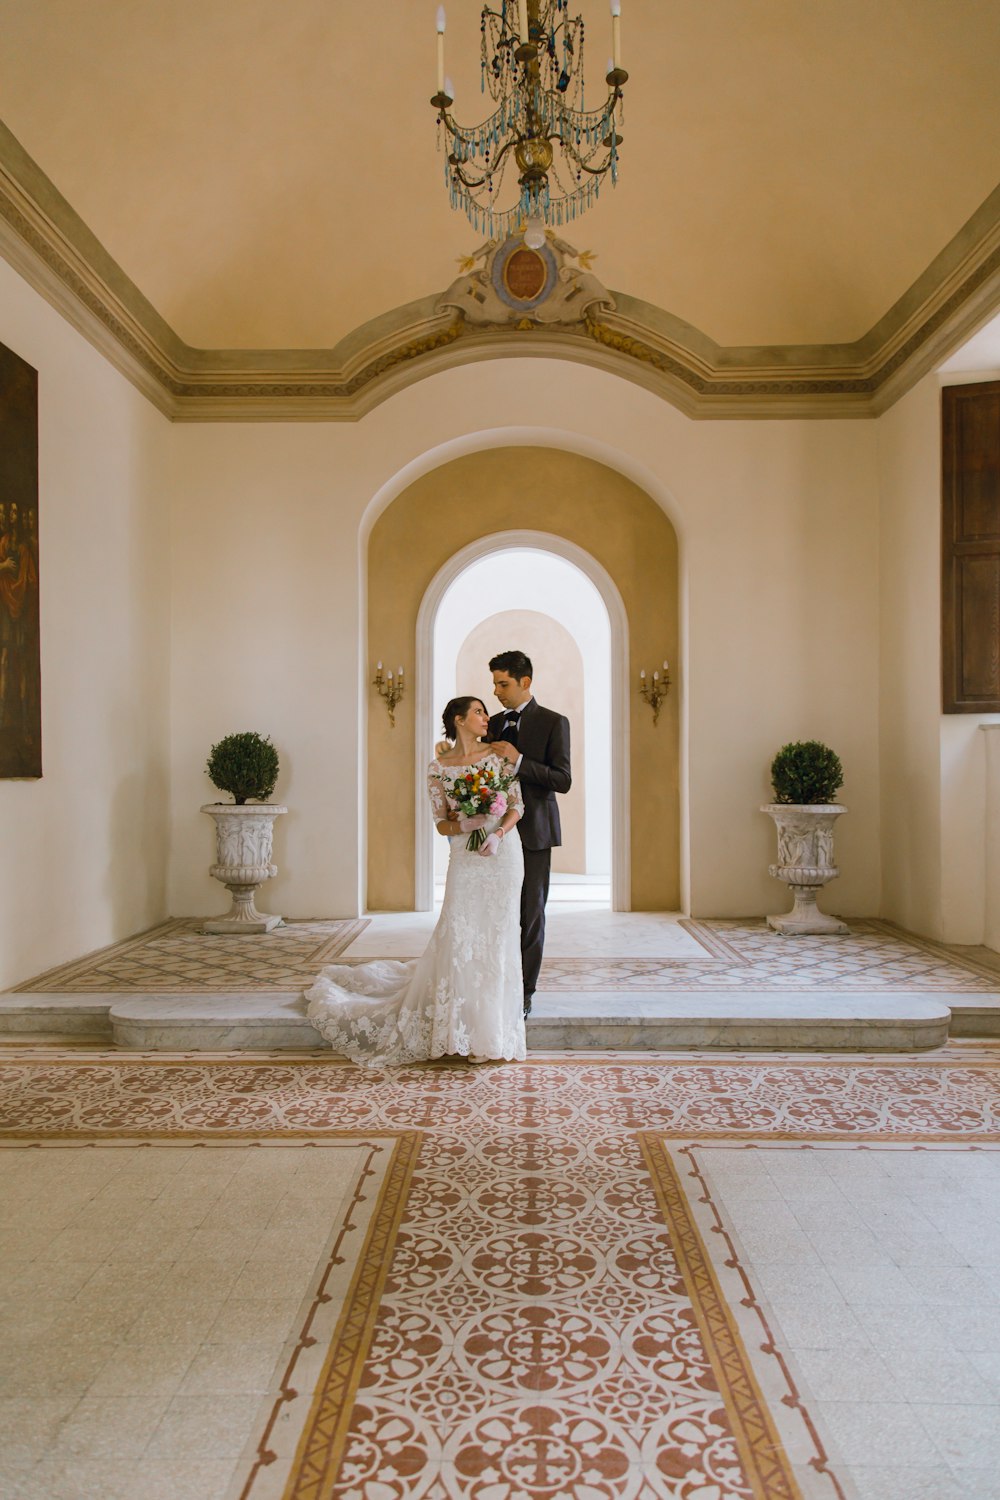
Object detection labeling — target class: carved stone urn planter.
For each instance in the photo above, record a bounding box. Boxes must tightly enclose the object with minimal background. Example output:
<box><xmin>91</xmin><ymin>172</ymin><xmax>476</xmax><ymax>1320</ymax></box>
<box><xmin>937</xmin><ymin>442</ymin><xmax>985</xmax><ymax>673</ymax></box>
<box><xmin>761</xmin><ymin>804</ymin><xmax>849</xmax><ymax>935</ymax></box>
<box><xmin>201</xmin><ymin>803</ymin><xmax>287</xmax><ymax>934</ymax></box>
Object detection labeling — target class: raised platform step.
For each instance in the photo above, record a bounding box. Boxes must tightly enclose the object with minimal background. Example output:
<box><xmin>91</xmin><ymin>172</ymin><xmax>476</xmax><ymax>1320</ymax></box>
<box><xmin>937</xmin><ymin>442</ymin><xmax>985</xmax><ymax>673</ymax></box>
<box><xmin>528</xmin><ymin>992</ymin><xmax>953</xmax><ymax>1051</ymax></box>
<box><xmin>0</xmin><ymin>988</ymin><xmax>982</xmax><ymax>1052</ymax></box>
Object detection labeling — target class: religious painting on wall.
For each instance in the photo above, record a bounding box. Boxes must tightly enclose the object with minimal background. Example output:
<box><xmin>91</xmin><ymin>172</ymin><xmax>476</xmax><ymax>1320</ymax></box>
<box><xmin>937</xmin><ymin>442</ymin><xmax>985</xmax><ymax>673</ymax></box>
<box><xmin>0</xmin><ymin>340</ymin><xmax>40</xmax><ymax>777</ymax></box>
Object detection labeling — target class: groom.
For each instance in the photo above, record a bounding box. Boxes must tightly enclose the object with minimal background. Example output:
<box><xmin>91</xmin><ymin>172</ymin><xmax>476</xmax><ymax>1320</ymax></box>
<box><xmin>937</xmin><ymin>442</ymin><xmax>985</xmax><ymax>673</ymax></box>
<box><xmin>487</xmin><ymin>650</ymin><xmax>572</xmax><ymax>1016</ymax></box>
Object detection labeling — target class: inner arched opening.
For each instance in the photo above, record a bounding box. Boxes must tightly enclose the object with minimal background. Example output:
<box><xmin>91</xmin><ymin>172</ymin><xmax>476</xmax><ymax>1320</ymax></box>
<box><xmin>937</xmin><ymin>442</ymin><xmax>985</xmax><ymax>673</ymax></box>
<box><xmin>431</xmin><ymin>548</ymin><xmax>612</xmax><ymax>907</ymax></box>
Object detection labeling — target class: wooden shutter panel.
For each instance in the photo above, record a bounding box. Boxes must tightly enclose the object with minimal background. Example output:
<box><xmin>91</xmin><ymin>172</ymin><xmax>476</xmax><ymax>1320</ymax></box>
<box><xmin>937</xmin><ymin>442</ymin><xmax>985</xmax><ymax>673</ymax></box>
<box><xmin>942</xmin><ymin>380</ymin><xmax>1000</xmax><ymax>713</ymax></box>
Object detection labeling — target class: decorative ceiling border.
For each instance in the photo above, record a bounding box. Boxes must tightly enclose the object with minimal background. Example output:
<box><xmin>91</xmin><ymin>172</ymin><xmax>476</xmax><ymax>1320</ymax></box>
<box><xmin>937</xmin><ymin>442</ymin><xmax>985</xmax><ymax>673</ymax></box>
<box><xmin>1</xmin><ymin>121</ymin><xmax>999</xmax><ymax>422</ymax></box>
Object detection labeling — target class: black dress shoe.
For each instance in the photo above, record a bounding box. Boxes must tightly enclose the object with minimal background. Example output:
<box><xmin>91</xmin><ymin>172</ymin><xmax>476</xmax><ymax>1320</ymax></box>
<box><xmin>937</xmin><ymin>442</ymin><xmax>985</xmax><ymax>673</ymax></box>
<box><xmin>523</xmin><ymin>994</ymin><xmax>533</xmax><ymax>1018</ymax></box>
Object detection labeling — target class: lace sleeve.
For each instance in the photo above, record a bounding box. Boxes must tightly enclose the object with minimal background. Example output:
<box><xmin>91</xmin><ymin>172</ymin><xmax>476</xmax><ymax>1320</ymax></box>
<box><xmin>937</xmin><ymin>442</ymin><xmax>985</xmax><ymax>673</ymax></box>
<box><xmin>508</xmin><ymin>775</ymin><xmax>524</xmax><ymax>822</ymax></box>
<box><xmin>427</xmin><ymin>762</ymin><xmax>449</xmax><ymax>822</ymax></box>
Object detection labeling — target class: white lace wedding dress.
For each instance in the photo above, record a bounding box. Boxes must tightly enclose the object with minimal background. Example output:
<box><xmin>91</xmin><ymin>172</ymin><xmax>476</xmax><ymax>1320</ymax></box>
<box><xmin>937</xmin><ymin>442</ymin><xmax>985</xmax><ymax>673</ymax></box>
<box><xmin>306</xmin><ymin>755</ymin><xmax>526</xmax><ymax>1067</ymax></box>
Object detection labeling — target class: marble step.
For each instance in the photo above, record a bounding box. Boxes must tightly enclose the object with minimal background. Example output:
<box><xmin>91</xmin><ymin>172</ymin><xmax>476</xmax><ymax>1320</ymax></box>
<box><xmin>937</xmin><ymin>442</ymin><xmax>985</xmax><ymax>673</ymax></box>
<box><xmin>0</xmin><ymin>993</ymin><xmax>114</xmax><ymax>1036</ymax></box>
<box><xmin>944</xmin><ymin>991</ymin><xmax>1000</xmax><ymax>1036</ymax></box>
<box><xmin>527</xmin><ymin>992</ymin><xmax>952</xmax><ymax>1051</ymax></box>
<box><xmin>0</xmin><ymin>988</ymin><xmax>970</xmax><ymax>1051</ymax></box>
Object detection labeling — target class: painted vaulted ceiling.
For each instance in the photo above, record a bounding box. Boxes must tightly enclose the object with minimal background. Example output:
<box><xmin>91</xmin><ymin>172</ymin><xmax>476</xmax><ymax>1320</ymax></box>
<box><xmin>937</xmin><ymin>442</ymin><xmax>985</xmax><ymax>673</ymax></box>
<box><xmin>2</xmin><ymin>0</ymin><xmax>1000</xmax><ymax>417</ymax></box>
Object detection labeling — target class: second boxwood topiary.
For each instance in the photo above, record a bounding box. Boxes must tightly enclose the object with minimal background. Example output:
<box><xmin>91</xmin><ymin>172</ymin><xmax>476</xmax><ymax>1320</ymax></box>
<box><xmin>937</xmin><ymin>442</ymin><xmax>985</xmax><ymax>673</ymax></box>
<box><xmin>206</xmin><ymin>732</ymin><xmax>279</xmax><ymax>804</ymax></box>
<box><xmin>770</xmin><ymin>740</ymin><xmax>843</xmax><ymax>805</ymax></box>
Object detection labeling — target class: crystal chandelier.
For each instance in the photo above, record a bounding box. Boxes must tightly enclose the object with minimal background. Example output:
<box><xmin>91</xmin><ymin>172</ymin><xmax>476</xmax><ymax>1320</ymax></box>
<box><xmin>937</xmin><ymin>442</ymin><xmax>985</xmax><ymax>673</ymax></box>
<box><xmin>431</xmin><ymin>1</ymin><xmax>628</xmax><ymax>247</ymax></box>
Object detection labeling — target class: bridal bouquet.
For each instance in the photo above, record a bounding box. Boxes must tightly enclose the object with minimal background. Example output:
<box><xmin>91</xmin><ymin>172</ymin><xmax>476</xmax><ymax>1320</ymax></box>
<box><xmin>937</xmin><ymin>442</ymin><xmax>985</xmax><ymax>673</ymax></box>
<box><xmin>442</xmin><ymin>761</ymin><xmax>516</xmax><ymax>850</ymax></box>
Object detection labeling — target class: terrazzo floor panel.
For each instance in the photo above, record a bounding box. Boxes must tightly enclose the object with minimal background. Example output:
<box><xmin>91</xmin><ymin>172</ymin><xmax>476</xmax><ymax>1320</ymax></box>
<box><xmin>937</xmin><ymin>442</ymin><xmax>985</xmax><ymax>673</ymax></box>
<box><xmin>343</xmin><ymin>909</ymin><xmax>707</xmax><ymax>961</ymax></box>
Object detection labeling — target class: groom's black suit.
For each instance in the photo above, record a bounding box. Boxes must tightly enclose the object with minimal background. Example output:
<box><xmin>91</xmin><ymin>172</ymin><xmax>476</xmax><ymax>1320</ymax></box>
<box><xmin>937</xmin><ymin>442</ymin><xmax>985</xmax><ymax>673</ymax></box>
<box><xmin>488</xmin><ymin>699</ymin><xmax>572</xmax><ymax>1002</ymax></box>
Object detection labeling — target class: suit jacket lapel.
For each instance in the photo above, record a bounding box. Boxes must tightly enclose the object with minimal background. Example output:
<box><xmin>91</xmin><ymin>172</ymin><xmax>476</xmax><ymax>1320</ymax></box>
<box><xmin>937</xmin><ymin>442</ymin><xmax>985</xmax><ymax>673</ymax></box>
<box><xmin>517</xmin><ymin>699</ymin><xmax>538</xmax><ymax>755</ymax></box>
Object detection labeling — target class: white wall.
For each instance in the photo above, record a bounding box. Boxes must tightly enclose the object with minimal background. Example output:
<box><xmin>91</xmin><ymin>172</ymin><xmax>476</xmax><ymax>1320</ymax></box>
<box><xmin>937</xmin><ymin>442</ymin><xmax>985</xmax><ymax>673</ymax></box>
<box><xmin>876</xmin><ymin>367</ymin><xmax>1000</xmax><ymax>945</ymax></box>
<box><xmin>0</xmin><ymin>258</ymin><xmax>171</xmax><ymax>989</ymax></box>
<box><xmin>167</xmin><ymin>359</ymin><xmax>882</xmax><ymax>921</ymax></box>
<box><xmin>433</xmin><ymin>549</ymin><xmax>612</xmax><ymax>876</ymax></box>
<box><xmin>985</xmin><ymin>727</ymin><xmax>1000</xmax><ymax>951</ymax></box>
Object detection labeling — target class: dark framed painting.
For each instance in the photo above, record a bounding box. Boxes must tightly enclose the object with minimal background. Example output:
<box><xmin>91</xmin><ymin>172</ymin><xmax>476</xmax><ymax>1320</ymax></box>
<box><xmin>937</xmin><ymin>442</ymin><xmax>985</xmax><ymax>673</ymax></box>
<box><xmin>0</xmin><ymin>341</ymin><xmax>40</xmax><ymax>777</ymax></box>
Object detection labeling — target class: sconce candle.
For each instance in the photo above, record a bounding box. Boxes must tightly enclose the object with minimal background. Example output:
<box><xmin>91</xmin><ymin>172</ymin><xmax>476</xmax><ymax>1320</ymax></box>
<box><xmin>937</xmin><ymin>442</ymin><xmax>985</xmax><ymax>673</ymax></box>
<box><xmin>611</xmin><ymin>0</ymin><xmax>622</xmax><ymax>68</ymax></box>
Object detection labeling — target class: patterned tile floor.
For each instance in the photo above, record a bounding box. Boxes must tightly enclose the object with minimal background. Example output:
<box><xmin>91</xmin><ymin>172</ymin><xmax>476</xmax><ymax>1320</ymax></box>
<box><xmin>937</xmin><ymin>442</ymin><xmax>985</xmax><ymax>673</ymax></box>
<box><xmin>2</xmin><ymin>1048</ymin><xmax>999</xmax><ymax>1499</ymax></box>
<box><xmin>538</xmin><ymin>921</ymin><xmax>1000</xmax><ymax>992</ymax></box>
<box><xmin>12</xmin><ymin>920</ymin><xmax>368</xmax><ymax>994</ymax></box>
<box><xmin>10</xmin><ymin>917</ymin><xmax>1000</xmax><ymax>995</ymax></box>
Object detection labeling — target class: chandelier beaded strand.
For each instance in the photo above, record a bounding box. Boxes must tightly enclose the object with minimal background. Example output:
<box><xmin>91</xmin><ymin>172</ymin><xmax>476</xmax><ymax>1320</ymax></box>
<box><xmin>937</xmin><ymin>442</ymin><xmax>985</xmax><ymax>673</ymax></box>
<box><xmin>432</xmin><ymin>1</ymin><xmax>628</xmax><ymax>245</ymax></box>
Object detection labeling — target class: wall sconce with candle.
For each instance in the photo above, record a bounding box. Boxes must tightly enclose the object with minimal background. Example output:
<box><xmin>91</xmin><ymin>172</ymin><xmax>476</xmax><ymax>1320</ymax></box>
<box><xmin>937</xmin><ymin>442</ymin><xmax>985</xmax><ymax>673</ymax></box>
<box><xmin>373</xmin><ymin>662</ymin><xmax>405</xmax><ymax>728</ymax></box>
<box><xmin>638</xmin><ymin>660</ymin><xmax>670</xmax><ymax>725</ymax></box>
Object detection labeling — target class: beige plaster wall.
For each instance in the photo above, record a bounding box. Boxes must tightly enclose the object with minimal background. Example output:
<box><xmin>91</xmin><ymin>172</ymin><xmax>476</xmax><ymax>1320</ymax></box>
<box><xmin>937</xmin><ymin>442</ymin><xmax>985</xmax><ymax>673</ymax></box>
<box><xmin>876</xmin><ymin>368</ymin><xmax>1000</xmax><ymax>945</ymax></box>
<box><xmin>165</xmin><ymin>420</ymin><xmax>364</xmax><ymax>922</ymax></box>
<box><xmin>367</xmin><ymin>448</ymin><xmax>679</xmax><ymax>910</ymax></box>
<box><xmin>164</xmin><ymin>356</ymin><xmax>882</xmax><ymax>922</ymax></box>
<box><xmin>875</xmin><ymin>373</ymin><xmax>943</xmax><ymax>937</ymax></box>
<box><xmin>455</xmin><ymin>609</ymin><xmax>587</xmax><ymax>876</ymax></box>
<box><xmin>0</xmin><ymin>257</ymin><xmax>171</xmax><ymax>990</ymax></box>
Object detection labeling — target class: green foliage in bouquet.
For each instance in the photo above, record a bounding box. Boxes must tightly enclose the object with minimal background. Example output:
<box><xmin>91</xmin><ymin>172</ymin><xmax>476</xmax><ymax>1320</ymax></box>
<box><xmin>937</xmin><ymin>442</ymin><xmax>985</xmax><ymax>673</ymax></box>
<box><xmin>770</xmin><ymin>740</ymin><xmax>843</xmax><ymax>805</ymax></box>
<box><xmin>206</xmin><ymin>732</ymin><xmax>279</xmax><ymax>804</ymax></box>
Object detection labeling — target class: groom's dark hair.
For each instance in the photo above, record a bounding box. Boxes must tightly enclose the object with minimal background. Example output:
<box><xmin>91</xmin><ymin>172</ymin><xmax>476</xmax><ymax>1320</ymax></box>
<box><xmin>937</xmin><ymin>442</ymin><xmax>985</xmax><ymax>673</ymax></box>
<box><xmin>490</xmin><ymin>649</ymin><xmax>533</xmax><ymax>682</ymax></box>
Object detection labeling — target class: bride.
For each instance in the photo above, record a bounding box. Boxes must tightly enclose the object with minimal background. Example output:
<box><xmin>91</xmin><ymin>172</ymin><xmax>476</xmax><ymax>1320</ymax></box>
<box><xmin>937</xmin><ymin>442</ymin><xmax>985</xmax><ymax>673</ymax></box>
<box><xmin>306</xmin><ymin>696</ymin><xmax>526</xmax><ymax>1066</ymax></box>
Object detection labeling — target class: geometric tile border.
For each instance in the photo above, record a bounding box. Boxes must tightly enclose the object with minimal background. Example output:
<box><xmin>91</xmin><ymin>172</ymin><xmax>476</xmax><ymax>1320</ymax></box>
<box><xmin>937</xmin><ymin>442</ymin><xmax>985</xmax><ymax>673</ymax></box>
<box><xmin>239</xmin><ymin>1130</ymin><xmax>421</xmax><ymax>1500</ymax></box>
<box><xmin>681</xmin><ymin>920</ymin><xmax>754</xmax><ymax>962</ymax></box>
<box><xmin>639</xmin><ymin>1134</ymin><xmax>824</xmax><ymax>1498</ymax></box>
<box><xmin>654</xmin><ymin>1137</ymin><xmax>1000</xmax><ymax>1500</ymax></box>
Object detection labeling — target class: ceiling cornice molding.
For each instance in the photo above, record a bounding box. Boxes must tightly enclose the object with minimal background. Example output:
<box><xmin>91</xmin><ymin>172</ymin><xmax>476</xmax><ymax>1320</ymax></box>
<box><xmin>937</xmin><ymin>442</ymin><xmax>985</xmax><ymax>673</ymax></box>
<box><xmin>1</xmin><ymin>121</ymin><xmax>998</xmax><ymax>421</ymax></box>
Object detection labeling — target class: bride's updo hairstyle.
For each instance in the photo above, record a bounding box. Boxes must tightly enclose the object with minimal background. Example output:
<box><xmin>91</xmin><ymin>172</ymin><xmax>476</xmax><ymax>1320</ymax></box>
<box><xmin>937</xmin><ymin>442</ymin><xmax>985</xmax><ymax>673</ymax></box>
<box><xmin>441</xmin><ymin>695</ymin><xmax>486</xmax><ymax>744</ymax></box>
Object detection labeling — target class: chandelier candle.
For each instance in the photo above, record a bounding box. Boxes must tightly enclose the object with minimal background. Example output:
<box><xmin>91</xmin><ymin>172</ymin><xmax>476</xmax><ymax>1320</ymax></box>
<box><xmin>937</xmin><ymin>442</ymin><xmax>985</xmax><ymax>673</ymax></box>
<box><xmin>436</xmin><ymin>6</ymin><xmax>446</xmax><ymax>94</ymax></box>
<box><xmin>430</xmin><ymin>0</ymin><xmax>629</xmax><ymax>240</ymax></box>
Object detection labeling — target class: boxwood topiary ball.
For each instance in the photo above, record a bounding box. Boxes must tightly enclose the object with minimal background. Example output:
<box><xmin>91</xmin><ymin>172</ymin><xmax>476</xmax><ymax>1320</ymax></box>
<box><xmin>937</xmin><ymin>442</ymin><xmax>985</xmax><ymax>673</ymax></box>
<box><xmin>770</xmin><ymin>740</ymin><xmax>843</xmax><ymax>805</ymax></box>
<box><xmin>206</xmin><ymin>732</ymin><xmax>279</xmax><ymax>805</ymax></box>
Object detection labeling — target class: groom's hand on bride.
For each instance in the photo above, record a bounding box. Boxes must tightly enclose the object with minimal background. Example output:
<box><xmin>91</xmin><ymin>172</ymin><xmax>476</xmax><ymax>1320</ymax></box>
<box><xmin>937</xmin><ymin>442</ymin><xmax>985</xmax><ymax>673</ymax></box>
<box><xmin>457</xmin><ymin>814</ymin><xmax>490</xmax><ymax>832</ymax></box>
<box><xmin>490</xmin><ymin>740</ymin><xmax>519</xmax><ymax>764</ymax></box>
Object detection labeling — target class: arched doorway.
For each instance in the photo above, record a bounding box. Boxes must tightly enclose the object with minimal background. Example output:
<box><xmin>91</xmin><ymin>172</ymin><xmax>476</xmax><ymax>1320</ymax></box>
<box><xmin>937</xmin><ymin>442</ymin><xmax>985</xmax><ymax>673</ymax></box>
<box><xmin>416</xmin><ymin>534</ymin><xmax>627</xmax><ymax>909</ymax></box>
<box><xmin>365</xmin><ymin>445</ymin><xmax>680</xmax><ymax>913</ymax></box>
